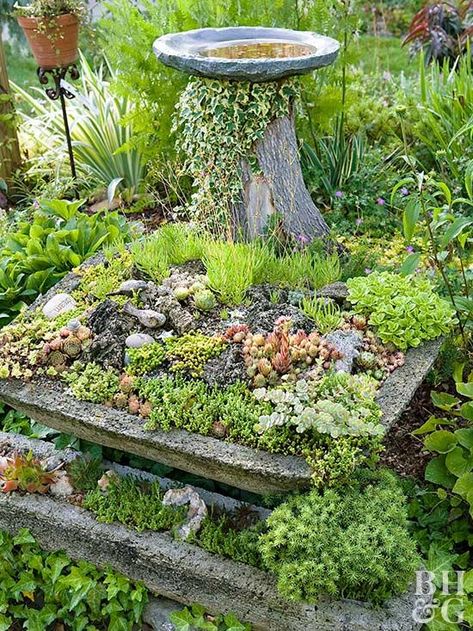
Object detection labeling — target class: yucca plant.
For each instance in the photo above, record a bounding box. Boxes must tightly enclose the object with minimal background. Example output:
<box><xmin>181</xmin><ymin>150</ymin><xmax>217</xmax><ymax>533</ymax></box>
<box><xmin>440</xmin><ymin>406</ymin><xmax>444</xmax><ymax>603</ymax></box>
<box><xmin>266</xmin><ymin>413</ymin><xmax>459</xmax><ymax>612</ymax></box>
<box><xmin>13</xmin><ymin>54</ymin><xmax>145</xmax><ymax>203</ymax></box>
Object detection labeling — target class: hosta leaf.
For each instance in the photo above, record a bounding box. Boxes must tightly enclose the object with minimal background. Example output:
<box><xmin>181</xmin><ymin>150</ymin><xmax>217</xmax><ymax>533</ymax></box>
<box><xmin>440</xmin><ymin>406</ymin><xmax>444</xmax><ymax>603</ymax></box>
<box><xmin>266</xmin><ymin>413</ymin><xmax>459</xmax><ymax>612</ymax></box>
<box><xmin>445</xmin><ymin>447</ymin><xmax>473</xmax><ymax>477</ymax></box>
<box><xmin>431</xmin><ymin>391</ymin><xmax>461</xmax><ymax>411</ymax></box>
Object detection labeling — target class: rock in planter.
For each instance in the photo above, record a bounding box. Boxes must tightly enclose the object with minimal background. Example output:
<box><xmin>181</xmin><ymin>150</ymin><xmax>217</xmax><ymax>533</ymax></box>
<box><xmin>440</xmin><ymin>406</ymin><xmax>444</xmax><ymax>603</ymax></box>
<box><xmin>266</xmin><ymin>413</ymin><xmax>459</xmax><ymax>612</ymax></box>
<box><xmin>42</xmin><ymin>293</ymin><xmax>77</xmax><ymax>319</ymax></box>
<box><xmin>123</xmin><ymin>303</ymin><xmax>166</xmax><ymax>328</ymax></box>
<box><xmin>125</xmin><ymin>333</ymin><xmax>156</xmax><ymax>349</ymax></box>
<box><xmin>325</xmin><ymin>329</ymin><xmax>364</xmax><ymax>373</ymax></box>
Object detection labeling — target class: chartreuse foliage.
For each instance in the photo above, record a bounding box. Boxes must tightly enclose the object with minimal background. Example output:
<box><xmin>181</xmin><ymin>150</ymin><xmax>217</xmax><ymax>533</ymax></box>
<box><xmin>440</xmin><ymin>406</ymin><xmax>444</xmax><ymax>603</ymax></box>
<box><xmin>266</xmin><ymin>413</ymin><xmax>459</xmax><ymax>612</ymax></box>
<box><xmin>260</xmin><ymin>469</ymin><xmax>419</xmax><ymax>604</ymax></box>
<box><xmin>0</xmin><ymin>528</ymin><xmax>147</xmax><ymax>630</ymax></box>
<box><xmin>131</xmin><ymin>223</ymin><xmax>340</xmax><ymax>305</ymax></box>
<box><xmin>64</xmin><ymin>362</ymin><xmax>120</xmax><ymax>404</ymax></box>
<box><xmin>347</xmin><ymin>271</ymin><xmax>455</xmax><ymax>350</ymax></box>
<box><xmin>0</xmin><ymin>198</ymin><xmax>130</xmax><ymax>324</ymax></box>
<box><xmin>139</xmin><ymin>375</ymin><xmax>383</xmax><ymax>487</ymax></box>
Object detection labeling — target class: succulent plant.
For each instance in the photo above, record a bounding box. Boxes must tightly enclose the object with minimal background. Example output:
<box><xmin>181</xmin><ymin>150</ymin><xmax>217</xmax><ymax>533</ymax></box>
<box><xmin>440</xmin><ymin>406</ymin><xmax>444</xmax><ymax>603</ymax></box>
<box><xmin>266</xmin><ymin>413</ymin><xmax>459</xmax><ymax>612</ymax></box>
<box><xmin>193</xmin><ymin>289</ymin><xmax>217</xmax><ymax>312</ymax></box>
<box><xmin>0</xmin><ymin>451</ymin><xmax>58</xmax><ymax>494</ymax></box>
<box><xmin>165</xmin><ymin>332</ymin><xmax>226</xmax><ymax>377</ymax></box>
<box><xmin>226</xmin><ymin>318</ymin><xmax>341</xmax><ymax>387</ymax></box>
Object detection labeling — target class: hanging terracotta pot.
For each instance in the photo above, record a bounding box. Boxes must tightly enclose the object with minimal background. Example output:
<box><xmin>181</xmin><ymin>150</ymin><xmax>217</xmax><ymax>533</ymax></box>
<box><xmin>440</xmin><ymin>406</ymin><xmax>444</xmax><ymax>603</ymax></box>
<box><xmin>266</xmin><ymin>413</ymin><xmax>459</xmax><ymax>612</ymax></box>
<box><xmin>17</xmin><ymin>14</ymin><xmax>79</xmax><ymax>70</ymax></box>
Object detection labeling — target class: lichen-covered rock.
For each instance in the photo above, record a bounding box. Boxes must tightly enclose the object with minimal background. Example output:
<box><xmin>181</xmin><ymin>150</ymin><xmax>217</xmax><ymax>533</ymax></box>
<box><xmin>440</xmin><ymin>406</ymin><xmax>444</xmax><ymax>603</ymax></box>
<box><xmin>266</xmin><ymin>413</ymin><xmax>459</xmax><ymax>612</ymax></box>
<box><xmin>325</xmin><ymin>330</ymin><xmax>363</xmax><ymax>373</ymax></box>
<box><xmin>203</xmin><ymin>345</ymin><xmax>247</xmax><ymax>387</ymax></box>
<box><xmin>162</xmin><ymin>485</ymin><xmax>207</xmax><ymax>540</ymax></box>
<box><xmin>84</xmin><ymin>300</ymin><xmax>136</xmax><ymax>370</ymax></box>
<box><xmin>123</xmin><ymin>303</ymin><xmax>166</xmax><ymax>328</ymax></box>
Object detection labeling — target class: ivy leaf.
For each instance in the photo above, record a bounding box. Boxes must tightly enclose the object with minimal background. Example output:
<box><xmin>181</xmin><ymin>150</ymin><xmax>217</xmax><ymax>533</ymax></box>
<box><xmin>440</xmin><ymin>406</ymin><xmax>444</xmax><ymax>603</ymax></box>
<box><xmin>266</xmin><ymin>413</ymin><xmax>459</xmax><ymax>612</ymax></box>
<box><xmin>223</xmin><ymin>613</ymin><xmax>250</xmax><ymax>630</ymax></box>
<box><xmin>170</xmin><ymin>608</ymin><xmax>195</xmax><ymax>631</ymax></box>
<box><xmin>13</xmin><ymin>529</ymin><xmax>35</xmax><ymax>546</ymax></box>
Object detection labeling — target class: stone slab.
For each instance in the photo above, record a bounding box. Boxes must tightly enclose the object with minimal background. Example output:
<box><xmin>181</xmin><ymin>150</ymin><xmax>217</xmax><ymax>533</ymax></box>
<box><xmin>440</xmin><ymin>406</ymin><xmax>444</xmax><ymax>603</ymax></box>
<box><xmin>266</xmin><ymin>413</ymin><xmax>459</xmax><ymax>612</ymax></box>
<box><xmin>0</xmin><ymin>490</ymin><xmax>421</xmax><ymax>631</ymax></box>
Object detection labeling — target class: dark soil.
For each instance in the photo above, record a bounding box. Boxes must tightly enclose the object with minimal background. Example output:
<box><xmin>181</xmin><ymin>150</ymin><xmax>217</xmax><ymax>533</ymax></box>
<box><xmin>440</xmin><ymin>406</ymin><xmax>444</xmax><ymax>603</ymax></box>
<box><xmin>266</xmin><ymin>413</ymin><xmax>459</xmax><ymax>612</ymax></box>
<box><xmin>380</xmin><ymin>380</ymin><xmax>437</xmax><ymax>480</ymax></box>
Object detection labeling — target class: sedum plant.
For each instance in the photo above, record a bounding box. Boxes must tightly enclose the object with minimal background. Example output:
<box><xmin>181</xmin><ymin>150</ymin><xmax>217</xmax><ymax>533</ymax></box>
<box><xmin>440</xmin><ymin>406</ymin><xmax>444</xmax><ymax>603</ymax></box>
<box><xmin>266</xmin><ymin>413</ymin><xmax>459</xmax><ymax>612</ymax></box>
<box><xmin>254</xmin><ymin>373</ymin><xmax>383</xmax><ymax>438</ymax></box>
<box><xmin>259</xmin><ymin>469</ymin><xmax>420</xmax><ymax>604</ymax></box>
<box><xmin>64</xmin><ymin>362</ymin><xmax>120</xmax><ymax>404</ymax></box>
<box><xmin>347</xmin><ymin>271</ymin><xmax>456</xmax><ymax>350</ymax></box>
<box><xmin>300</xmin><ymin>295</ymin><xmax>343</xmax><ymax>334</ymax></box>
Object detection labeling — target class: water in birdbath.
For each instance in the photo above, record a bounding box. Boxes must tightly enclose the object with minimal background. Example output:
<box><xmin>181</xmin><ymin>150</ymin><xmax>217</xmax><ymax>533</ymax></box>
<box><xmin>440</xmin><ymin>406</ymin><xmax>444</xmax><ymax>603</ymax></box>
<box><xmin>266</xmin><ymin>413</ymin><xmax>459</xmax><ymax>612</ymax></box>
<box><xmin>199</xmin><ymin>40</ymin><xmax>316</xmax><ymax>60</ymax></box>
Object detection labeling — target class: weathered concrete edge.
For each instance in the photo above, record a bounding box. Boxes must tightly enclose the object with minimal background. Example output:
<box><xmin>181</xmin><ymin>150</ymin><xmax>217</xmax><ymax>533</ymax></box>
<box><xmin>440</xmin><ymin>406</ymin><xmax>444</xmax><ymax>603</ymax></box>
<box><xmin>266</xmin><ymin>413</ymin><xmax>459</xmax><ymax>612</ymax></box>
<box><xmin>0</xmin><ymin>329</ymin><xmax>443</xmax><ymax>494</ymax></box>
<box><xmin>0</xmin><ymin>379</ymin><xmax>313</xmax><ymax>494</ymax></box>
<box><xmin>0</xmin><ymin>491</ymin><xmax>420</xmax><ymax>631</ymax></box>
<box><xmin>376</xmin><ymin>337</ymin><xmax>443</xmax><ymax>430</ymax></box>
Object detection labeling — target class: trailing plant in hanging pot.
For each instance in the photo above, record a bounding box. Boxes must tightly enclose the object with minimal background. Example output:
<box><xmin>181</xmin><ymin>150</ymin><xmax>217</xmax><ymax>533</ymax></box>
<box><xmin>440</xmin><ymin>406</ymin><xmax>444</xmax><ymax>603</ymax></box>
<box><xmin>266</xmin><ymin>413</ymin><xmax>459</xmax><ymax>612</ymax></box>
<box><xmin>14</xmin><ymin>0</ymin><xmax>87</xmax><ymax>70</ymax></box>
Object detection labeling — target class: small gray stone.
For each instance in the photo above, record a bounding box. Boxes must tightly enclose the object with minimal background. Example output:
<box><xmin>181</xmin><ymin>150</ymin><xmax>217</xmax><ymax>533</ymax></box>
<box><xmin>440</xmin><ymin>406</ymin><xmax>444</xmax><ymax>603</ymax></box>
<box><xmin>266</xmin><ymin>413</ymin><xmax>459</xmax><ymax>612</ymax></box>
<box><xmin>67</xmin><ymin>318</ymin><xmax>81</xmax><ymax>332</ymax></box>
<box><xmin>125</xmin><ymin>333</ymin><xmax>155</xmax><ymax>349</ymax></box>
<box><xmin>110</xmin><ymin>280</ymin><xmax>148</xmax><ymax>297</ymax></box>
<box><xmin>123</xmin><ymin>303</ymin><xmax>167</xmax><ymax>328</ymax></box>
<box><xmin>325</xmin><ymin>329</ymin><xmax>363</xmax><ymax>373</ymax></box>
<box><xmin>42</xmin><ymin>293</ymin><xmax>77</xmax><ymax>319</ymax></box>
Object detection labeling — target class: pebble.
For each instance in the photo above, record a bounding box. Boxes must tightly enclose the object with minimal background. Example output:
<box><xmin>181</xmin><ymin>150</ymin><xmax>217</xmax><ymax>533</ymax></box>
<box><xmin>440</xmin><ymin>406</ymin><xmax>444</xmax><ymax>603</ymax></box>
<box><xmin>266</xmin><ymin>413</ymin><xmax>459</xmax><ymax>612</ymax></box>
<box><xmin>125</xmin><ymin>333</ymin><xmax>155</xmax><ymax>349</ymax></box>
<box><xmin>42</xmin><ymin>293</ymin><xmax>77</xmax><ymax>319</ymax></box>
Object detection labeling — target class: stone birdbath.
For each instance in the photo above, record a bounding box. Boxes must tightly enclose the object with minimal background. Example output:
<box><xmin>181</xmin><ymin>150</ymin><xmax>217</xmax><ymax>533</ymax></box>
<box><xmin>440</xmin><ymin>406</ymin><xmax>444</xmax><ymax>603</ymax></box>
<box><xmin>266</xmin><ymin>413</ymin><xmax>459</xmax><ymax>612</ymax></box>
<box><xmin>154</xmin><ymin>27</ymin><xmax>339</xmax><ymax>240</ymax></box>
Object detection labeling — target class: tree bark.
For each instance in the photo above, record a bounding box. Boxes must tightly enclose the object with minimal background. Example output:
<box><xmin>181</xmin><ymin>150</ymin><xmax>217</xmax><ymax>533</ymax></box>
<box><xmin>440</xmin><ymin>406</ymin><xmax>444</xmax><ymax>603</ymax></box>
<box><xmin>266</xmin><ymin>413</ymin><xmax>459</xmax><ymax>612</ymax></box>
<box><xmin>237</xmin><ymin>107</ymin><xmax>330</xmax><ymax>241</ymax></box>
<box><xmin>0</xmin><ymin>35</ymin><xmax>21</xmax><ymax>184</ymax></box>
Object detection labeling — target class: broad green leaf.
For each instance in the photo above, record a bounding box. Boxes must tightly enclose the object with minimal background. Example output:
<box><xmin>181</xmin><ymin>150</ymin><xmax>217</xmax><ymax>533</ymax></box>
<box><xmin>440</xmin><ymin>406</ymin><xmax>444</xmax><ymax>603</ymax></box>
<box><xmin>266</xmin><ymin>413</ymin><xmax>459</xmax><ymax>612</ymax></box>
<box><xmin>459</xmin><ymin>402</ymin><xmax>473</xmax><ymax>422</ymax></box>
<box><xmin>456</xmin><ymin>428</ymin><xmax>473</xmax><ymax>450</ymax></box>
<box><xmin>457</xmin><ymin>382</ymin><xmax>473</xmax><ymax>399</ymax></box>
<box><xmin>400</xmin><ymin>252</ymin><xmax>421</xmax><ymax>277</ymax></box>
<box><xmin>452</xmin><ymin>472</ymin><xmax>473</xmax><ymax>499</ymax></box>
<box><xmin>440</xmin><ymin>217</ymin><xmax>473</xmax><ymax>248</ymax></box>
<box><xmin>424</xmin><ymin>430</ymin><xmax>458</xmax><ymax>453</ymax></box>
<box><xmin>445</xmin><ymin>447</ymin><xmax>473</xmax><ymax>477</ymax></box>
<box><xmin>425</xmin><ymin>457</ymin><xmax>457</xmax><ymax>488</ymax></box>
<box><xmin>431</xmin><ymin>391</ymin><xmax>461</xmax><ymax>411</ymax></box>
<box><xmin>402</xmin><ymin>197</ymin><xmax>421</xmax><ymax>241</ymax></box>
<box><xmin>169</xmin><ymin>609</ymin><xmax>194</xmax><ymax>631</ymax></box>
<box><xmin>413</xmin><ymin>416</ymin><xmax>452</xmax><ymax>435</ymax></box>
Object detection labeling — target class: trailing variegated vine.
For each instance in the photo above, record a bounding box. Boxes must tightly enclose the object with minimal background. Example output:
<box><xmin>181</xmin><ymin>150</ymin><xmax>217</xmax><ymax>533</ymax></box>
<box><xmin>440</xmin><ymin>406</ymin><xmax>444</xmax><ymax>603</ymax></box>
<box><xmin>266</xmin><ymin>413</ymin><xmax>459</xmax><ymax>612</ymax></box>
<box><xmin>174</xmin><ymin>77</ymin><xmax>299</xmax><ymax>228</ymax></box>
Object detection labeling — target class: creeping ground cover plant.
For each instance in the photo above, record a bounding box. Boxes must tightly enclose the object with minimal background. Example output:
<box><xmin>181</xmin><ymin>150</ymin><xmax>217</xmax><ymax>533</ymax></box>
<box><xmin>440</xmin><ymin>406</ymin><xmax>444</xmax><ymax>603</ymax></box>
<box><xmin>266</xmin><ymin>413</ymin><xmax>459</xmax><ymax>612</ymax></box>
<box><xmin>347</xmin><ymin>271</ymin><xmax>456</xmax><ymax>350</ymax></box>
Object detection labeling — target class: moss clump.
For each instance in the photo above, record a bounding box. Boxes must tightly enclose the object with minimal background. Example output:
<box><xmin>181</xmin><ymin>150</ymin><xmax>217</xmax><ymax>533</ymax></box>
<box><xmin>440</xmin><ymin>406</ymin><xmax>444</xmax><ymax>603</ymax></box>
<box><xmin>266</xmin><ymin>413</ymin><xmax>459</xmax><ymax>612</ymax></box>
<box><xmin>126</xmin><ymin>342</ymin><xmax>166</xmax><ymax>376</ymax></box>
<box><xmin>83</xmin><ymin>475</ymin><xmax>186</xmax><ymax>532</ymax></box>
<box><xmin>189</xmin><ymin>507</ymin><xmax>266</xmax><ymax>568</ymax></box>
<box><xmin>63</xmin><ymin>362</ymin><xmax>120</xmax><ymax>404</ymax></box>
<box><xmin>165</xmin><ymin>333</ymin><xmax>227</xmax><ymax>377</ymax></box>
<box><xmin>259</xmin><ymin>469</ymin><xmax>420</xmax><ymax>604</ymax></box>
<box><xmin>138</xmin><ymin>376</ymin><xmax>268</xmax><ymax>436</ymax></box>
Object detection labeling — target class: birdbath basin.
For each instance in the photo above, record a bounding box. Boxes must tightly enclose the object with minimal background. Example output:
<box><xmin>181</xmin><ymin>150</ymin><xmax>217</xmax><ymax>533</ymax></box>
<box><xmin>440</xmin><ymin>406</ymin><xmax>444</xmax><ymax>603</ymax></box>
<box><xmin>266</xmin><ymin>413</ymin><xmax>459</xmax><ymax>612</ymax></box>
<box><xmin>153</xmin><ymin>27</ymin><xmax>339</xmax><ymax>82</ymax></box>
